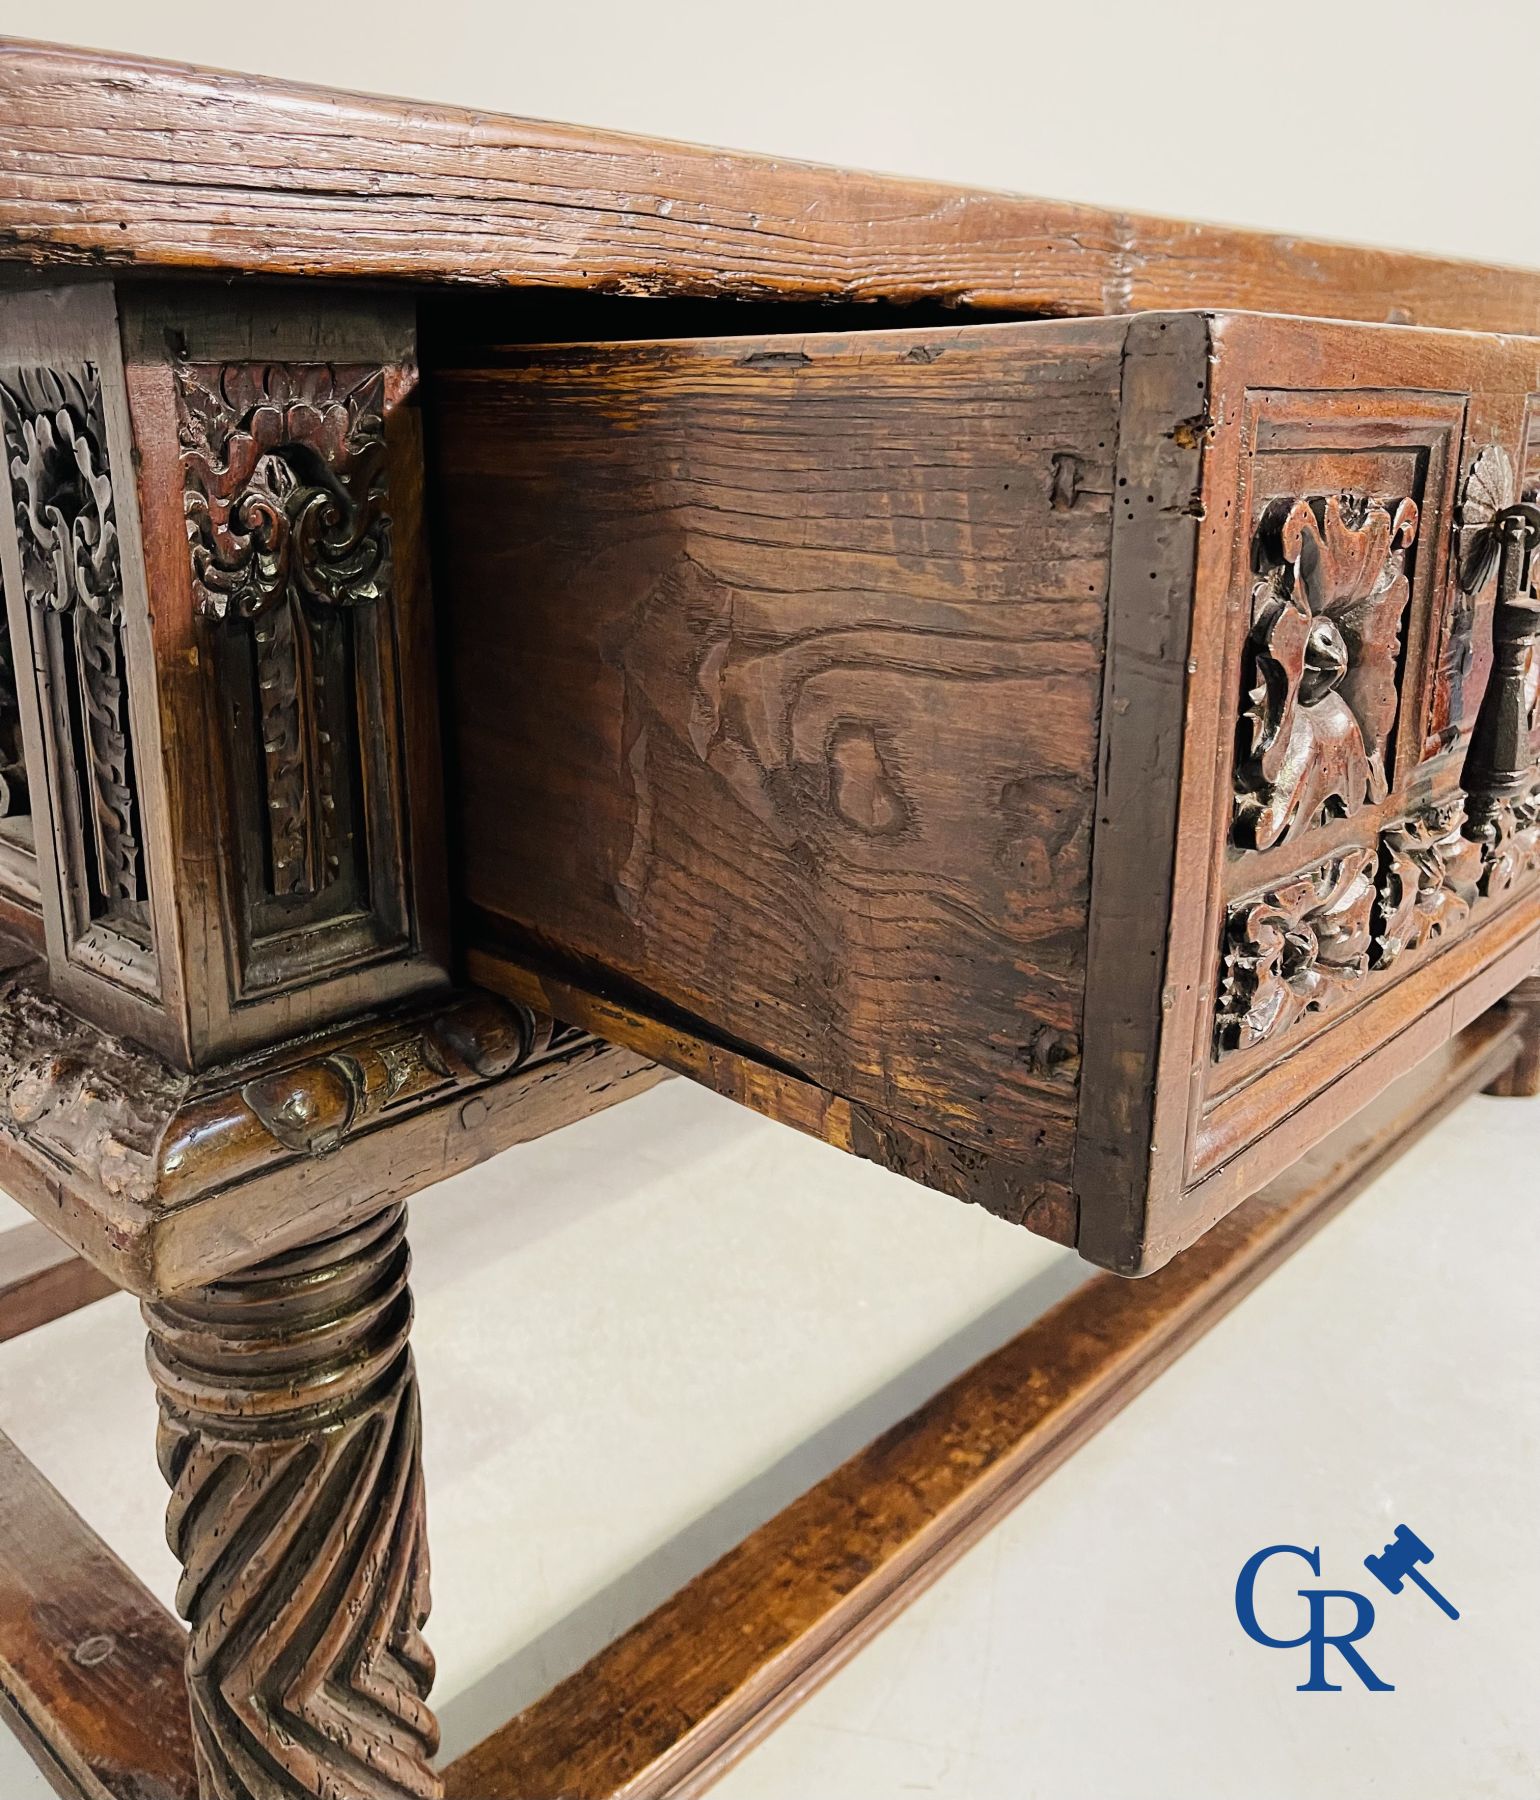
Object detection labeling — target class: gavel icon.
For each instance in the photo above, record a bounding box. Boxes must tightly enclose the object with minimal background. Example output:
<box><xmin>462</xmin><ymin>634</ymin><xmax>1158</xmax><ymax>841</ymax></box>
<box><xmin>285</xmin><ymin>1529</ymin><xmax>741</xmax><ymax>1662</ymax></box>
<box><xmin>1363</xmin><ymin>1525</ymin><xmax>1459</xmax><ymax>1620</ymax></box>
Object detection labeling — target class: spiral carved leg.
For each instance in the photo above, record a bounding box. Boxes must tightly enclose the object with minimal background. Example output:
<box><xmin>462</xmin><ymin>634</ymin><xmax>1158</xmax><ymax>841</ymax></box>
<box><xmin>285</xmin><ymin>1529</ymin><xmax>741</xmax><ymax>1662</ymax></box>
<box><xmin>143</xmin><ymin>1204</ymin><xmax>441</xmax><ymax>1800</ymax></box>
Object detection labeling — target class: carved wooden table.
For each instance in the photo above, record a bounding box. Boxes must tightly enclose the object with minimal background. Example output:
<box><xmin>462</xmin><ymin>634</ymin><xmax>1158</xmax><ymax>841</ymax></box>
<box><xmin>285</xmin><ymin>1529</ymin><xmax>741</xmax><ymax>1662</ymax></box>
<box><xmin>0</xmin><ymin>39</ymin><xmax>1538</xmax><ymax>1800</ymax></box>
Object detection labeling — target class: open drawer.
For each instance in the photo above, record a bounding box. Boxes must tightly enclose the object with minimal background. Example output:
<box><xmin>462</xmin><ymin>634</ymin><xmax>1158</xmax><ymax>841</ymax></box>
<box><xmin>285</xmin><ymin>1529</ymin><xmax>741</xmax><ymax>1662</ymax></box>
<box><xmin>432</xmin><ymin>310</ymin><xmax>1540</xmax><ymax>1272</ymax></box>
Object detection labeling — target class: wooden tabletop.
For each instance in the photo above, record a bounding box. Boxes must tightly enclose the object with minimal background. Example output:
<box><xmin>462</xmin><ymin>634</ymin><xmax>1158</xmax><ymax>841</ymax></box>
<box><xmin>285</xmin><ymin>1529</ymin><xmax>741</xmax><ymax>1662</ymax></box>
<box><xmin>5</xmin><ymin>37</ymin><xmax>1540</xmax><ymax>333</ymax></box>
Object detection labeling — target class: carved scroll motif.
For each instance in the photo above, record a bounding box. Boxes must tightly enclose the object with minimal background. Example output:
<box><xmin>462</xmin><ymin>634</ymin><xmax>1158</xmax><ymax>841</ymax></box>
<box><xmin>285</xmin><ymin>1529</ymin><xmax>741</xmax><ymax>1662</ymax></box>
<box><xmin>0</xmin><ymin>362</ymin><xmax>148</xmax><ymax>947</ymax></box>
<box><xmin>177</xmin><ymin>362</ymin><xmax>408</xmax><ymax>991</ymax></box>
<box><xmin>1235</xmin><ymin>492</ymin><xmax>1419</xmax><ymax>850</ymax></box>
<box><xmin>144</xmin><ymin>1203</ymin><xmax>442</xmax><ymax>1800</ymax></box>
<box><xmin>1371</xmin><ymin>800</ymin><xmax>1482</xmax><ymax>968</ymax></box>
<box><xmin>0</xmin><ymin>954</ymin><xmax>559</xmax><ymax>1213</ymax></box>
<box><xmin>1215</xmin><ymin>846</ymin><xmax>1378</xmax><ymax>1054</ymax></box>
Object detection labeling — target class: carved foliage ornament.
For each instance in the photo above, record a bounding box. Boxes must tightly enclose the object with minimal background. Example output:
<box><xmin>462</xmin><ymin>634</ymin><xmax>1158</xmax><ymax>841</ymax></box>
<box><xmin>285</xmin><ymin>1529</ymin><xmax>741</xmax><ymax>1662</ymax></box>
<box><xmin>1215</xmin><ymin>846</ymin><xmax>1377</xmax><ymax>1053</ymax></box>
<box><xmin>178</xmin><ymin>363</ymin><xmax>392</xmax><ymax>907</ymax></box>
<box><xmin>1235</xmin><ymin>492</ymin><xmax>1418</xmax><ymax>850</ymax></box>
<box><xmin>1214</xmin><ymin>783</ymin><xmax>1538</xmax><ymax>1059</ymax></box>
<box><xmin>0</xmin><ymin>362</ymin><xmax>146</xmax><ymax>930</ymax></box>
<box><xmin>1372</xmin><ymin>799</ymin><xmax>1481</xmax><ymax>967</ymax></box>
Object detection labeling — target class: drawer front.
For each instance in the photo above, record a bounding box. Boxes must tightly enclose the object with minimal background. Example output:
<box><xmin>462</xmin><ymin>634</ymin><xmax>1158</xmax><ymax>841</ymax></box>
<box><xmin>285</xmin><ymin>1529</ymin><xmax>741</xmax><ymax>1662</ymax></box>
<box><xmin>1085</xmin><ymin>315</ymin><xmax>1540</xmax><ymax>1269</ymax></box>
<box><xmin>434</xmin><ymin>310</ymin><xmax>1540</xmax><ymax>1273</ymax></box>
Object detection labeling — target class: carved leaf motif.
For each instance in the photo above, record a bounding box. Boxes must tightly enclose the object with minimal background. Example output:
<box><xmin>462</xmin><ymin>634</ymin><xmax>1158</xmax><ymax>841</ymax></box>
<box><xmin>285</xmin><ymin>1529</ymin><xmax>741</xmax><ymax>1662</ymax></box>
<box><xmin>1235</xmin><ymin>492</ymin><xmax>1418</xmax><ymax>850</ymax></box>
<box><xmin>1465</xmin><ymin>784</ymin><xmax>1540</xmax><ymax>899</ymax></box>
<box><xmin>179</xmin><ymin>364</ymin><xmax>389</xmax><ymax>621</ymax></box>
<box><xmin>1371</xmin><ymin>801</ymin><xmax>1480</xmax><ymax>968</ymax></box>
<box><xmin>1</xmin><ymin>364</ymin><xmax>121</xmax><ymax>620</ymax></box>
<box><xmin>177</xmin><ymin>364</ymin><xmax>393</xmax><ymax>905</ymax></box>
<box><xmin>1214</xmin><ymin>846</ymin><xmax>1377</xmax><ymax>1054</ymax></box>
<box><xmin>0</xmin><ymin>361</ymin><xmax>146</xmax><ymax>930</ymax></box>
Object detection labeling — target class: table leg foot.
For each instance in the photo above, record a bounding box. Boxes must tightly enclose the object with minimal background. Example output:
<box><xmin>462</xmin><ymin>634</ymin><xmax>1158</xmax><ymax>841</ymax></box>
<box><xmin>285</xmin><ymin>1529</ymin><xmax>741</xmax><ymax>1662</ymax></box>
<box><xmin>143</xmin><ymin>1202</ymin><xmax>441</xmax><ymax>1800</ymax></box>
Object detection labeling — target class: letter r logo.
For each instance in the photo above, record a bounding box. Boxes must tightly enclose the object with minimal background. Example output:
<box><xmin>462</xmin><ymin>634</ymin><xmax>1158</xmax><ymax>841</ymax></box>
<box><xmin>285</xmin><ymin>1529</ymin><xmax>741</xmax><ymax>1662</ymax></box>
<box><xmin>1234</xmin><ymin>1543</ymin><xmax>1393</xmax><ymax>1692</ymax></box>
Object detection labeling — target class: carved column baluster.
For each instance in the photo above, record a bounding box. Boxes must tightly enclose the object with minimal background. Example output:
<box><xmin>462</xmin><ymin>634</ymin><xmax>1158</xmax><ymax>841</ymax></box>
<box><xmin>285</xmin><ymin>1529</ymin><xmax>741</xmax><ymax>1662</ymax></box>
<box><xmin>143</xmin><ymin>1202</ymin><xmax>442</xmax><ymax>1800</ymax></box>
<box><xmin>1463</xmin><ymin>498</ymin><xmax>1540</xmax><ymax>894</ymax></box>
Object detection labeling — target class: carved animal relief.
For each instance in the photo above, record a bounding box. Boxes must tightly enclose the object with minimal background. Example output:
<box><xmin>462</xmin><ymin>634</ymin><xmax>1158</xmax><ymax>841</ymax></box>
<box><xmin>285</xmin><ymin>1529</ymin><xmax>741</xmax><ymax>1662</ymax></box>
<box><xmin>0</xmin><ymin>362</ymin><xmax>151</xmax><ymax>973</ymax></box>
<box><xmin>1235</xmin><ymin>492</ymin><xmax>1418</xmax><ymax>849</ymax></box>
<box><xmin>178</xmin><ymin>363</ymin><xmax>412</xmax><ymax>994</ymax></box>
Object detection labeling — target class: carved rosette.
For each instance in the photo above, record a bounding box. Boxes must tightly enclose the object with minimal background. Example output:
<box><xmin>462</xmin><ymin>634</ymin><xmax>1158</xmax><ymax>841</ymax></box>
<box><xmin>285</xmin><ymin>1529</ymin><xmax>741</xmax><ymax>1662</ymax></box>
<box><xmin>177</xmin><ymin>362</ymin><xmax>409</xmax><ymax>993</ymax></box>
<box><xmin>1235</xmin><ymin>492</ymin><xmax>1418</xmax><ymax>850</ymax></box>
<box><xmin>1215</xmin><ymin>847</ymin><xmax>1377</xmax><ymax>1054</ymax></box>
<box><xmin>144</xmin><ymin>1203</ymin><xmax>442</xmax><ymax>1800</ymax></box>
<box><xmin>0</xmin><ymin>362</ymin><xmax>147</xmax><ymax>940</ymax></box>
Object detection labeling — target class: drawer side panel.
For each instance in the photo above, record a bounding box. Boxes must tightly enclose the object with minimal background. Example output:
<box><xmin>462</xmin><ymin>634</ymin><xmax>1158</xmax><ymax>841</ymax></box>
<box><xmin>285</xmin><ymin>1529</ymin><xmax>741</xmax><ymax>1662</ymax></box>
<box><xmin>435</xmin><ymin>321</ymin><xmax>1125</xmax><ymax>1200</ymax></box>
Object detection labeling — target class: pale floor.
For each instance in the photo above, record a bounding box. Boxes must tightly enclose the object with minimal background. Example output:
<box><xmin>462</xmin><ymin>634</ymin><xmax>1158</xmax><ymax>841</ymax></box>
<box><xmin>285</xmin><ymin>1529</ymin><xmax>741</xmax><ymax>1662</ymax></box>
<box><xmin>0</xmin><ymin>1079</ymin><xmax>1536</xmax><ymax>1799</ymax></box>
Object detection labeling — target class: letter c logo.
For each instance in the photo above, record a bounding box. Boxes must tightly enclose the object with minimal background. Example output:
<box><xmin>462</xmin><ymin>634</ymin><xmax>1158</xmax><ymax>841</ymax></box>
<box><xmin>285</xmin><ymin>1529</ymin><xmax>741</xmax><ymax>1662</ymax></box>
<box><xmin>1235</xmin><ymin>1543</ymin><xmax>1321</xmax><ymax>1649</ymax></box>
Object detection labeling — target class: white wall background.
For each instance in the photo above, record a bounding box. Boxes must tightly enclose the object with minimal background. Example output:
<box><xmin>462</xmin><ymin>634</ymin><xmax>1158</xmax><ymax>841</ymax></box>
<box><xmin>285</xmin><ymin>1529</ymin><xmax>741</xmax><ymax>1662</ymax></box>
<box><xmin>2</xmin><ymin>0</ymin><xmax>1539</xmax><ymax>269</ymax></box>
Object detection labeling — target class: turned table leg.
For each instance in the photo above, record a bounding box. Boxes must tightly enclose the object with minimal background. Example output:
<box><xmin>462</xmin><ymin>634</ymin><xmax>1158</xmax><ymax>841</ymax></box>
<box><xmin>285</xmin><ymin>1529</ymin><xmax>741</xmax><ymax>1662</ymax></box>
<box><xmin>143</xmin><ymin>1203</ymin><xmax>441</xmax><ymax>1800</ymax></box>
<box><xmin>1486</xmin><ymin>976</ymin><xmax>1540</xmax><ymax>1097</ymax></box>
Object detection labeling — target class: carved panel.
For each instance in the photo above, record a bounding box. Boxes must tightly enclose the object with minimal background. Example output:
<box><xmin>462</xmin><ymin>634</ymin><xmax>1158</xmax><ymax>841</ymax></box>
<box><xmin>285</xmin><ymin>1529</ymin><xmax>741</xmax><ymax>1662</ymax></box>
<box><xmin>145</xmin><ymin>1202</ymin><xmax>441</xmax><ymax>1800</ymax></box>
<box><xmin>0</xmin><ymin>361</ymin><xmax>153</xmax><ymax>983</ymax></box>
<box><xmin>1215</xmin><ymin>846</ymin><xmax>1377</xmax><ymax>1054</ymax></box>
<box><xmin>1215</xmin><ymin>781</ymin><xmax>1539</xmax><ymax>1060</ymax></box>
<box><xmin>177</xmin><ymin>362</ymin><xmax>411</xmax><ymax>997</ymax></box>
<box><xmin>1235</xmin><ymin>492</ymin><xmax>1418</xmax><ymax>849</ymax></box>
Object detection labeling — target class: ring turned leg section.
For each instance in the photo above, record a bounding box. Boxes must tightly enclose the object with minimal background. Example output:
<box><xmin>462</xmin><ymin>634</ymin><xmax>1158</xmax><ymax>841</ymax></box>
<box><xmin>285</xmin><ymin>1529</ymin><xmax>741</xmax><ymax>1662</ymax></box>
<box><xmin>1486</xmin><ymin>976</ymin><xmax>1540</xmax><ymax>1097</ymax></box>
<box><xmin>143</xmin><ymin>1203</ymin><xmax>442</xmax><ymax>1800</ymax></box>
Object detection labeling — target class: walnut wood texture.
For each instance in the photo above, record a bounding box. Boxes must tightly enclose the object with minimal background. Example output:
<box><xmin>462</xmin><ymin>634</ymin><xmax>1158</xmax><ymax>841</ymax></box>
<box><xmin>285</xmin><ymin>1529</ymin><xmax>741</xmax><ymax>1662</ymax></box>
<box><xmin>0</xmin><ymin>1223</ymin><xmax>113</xmax><ymax>1344</ymax></box>
<box><xmin>443</xmin><ymin>318</ymin><xmax>1123</xmax><ymax>1246</ymax></box>
<box><xmin>6</xmin><ymin>41</ymin><xmax>1540</xmax><ymax>337</ymax></box>
<box><xmin>0</xmin><ymin>282</ymin><xmax>450</xmax><ymax>1069</ymax></box>
<box><xmin>0</xmin><ymin>945</ymin><xmax>663</xmax><ymax>1296</ymax></box>
<box><xmin>0</xmin><ymin>1428</ymin><xmax>197</xmax><ymax>1800</ymax></box>
<box><xmin>444</xmin><ymin>310</ymin><xmax>1540</xmax><ymax>1273</ymax></box>
<box><xmin>145</xmin><ymin>1202</ymin><xmax>440</xmax><ymax>1800</ymax></box>
<box><xmin>443</xmin><ymin>1007</ymin><xmax>1523</xmax><ymax>1800</ymax></box>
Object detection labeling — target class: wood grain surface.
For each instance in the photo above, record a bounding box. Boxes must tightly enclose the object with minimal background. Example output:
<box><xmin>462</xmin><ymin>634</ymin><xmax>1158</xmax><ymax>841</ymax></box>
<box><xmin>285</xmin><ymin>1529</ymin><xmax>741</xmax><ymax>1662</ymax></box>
<box><xmin>441</xmin><ymin>319</ymin><xmax>1126</xmax><ymax>1233</ymax></box>
<box><xmin>6</xmin><ymin>41</ymin><xmax>1540</xmax><ymax>335</ymax></box>
<box><xmin>447</xmin><ymin>309</ymin><xmax>1540</xmax><ymax>1272</ymax></box>
<box><xmin>0</xmin><ymin>1430</ymin><xmax>196</xmax><ymax>1800</ymax></box>
<box><xmin>443</xmin><ymin>1008</ymin><xmax>1522</xmax><ymax>1800</ymax></box>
